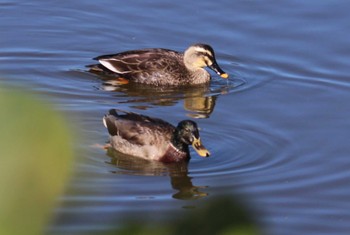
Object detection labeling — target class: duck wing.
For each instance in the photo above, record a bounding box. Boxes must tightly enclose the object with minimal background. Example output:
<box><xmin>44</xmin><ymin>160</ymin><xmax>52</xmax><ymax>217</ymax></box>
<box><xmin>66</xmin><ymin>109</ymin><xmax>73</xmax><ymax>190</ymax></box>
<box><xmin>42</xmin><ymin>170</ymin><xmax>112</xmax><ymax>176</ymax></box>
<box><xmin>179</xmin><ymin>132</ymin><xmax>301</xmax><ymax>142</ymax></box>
<box><xmin>94</xmin><ymin>49</ymin><xmax>183</xmax><ymax>75</ymax></box>
<box><xmin>103</xmin><ymin>109</ymin><xmax>174</xmax><ymax>146</ymax></box>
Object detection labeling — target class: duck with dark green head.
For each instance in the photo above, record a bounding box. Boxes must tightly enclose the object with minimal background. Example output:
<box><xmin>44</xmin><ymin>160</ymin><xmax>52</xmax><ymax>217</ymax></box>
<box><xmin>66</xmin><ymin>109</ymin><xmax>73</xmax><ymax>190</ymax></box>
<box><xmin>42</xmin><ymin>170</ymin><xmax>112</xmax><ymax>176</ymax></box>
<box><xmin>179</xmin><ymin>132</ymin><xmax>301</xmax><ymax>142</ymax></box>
<box><xmin>103</xmin><ymin>109</ymin><xmax>210</xmax><ymax>163</ymax></box>
<box><xmin>89</xmin><ymin>43</ymin><xmax>228</xmax><ymax>86</ymax></box>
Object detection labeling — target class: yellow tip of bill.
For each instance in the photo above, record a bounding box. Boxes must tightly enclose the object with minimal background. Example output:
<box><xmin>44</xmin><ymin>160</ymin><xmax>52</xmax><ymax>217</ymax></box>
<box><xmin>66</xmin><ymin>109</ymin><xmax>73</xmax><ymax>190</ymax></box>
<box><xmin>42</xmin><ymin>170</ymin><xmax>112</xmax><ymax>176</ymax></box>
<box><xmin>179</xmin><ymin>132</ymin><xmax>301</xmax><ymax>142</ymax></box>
<box><xmin>220</xmin><ymin>73</ymin><xmax>229</xmax><ymax>79</ymax></box>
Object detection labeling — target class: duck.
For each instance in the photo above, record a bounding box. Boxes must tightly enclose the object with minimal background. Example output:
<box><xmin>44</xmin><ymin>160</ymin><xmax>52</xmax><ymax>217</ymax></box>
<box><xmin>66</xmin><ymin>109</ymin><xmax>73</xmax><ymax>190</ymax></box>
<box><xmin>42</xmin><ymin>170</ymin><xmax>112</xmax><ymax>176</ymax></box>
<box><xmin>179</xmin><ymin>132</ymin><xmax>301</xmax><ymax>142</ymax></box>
<box><xmin>89</xmin><ymin>43</ymin><xmax>228</xmax><ymax>86</ymax></box>
<box><xmin>103</xmin><ymin>109</ymin><xmax>210</xmax><ymax>163</ymax></box>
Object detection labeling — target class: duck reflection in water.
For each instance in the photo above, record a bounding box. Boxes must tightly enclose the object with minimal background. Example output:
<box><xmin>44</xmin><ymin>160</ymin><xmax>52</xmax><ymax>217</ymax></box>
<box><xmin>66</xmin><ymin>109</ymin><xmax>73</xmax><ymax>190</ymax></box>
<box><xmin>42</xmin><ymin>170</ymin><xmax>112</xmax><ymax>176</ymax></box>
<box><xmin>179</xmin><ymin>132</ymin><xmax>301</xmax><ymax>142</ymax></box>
<box><xmin>106</xmin><ymin>148</ymin><xmax>208</xmax><ymax>200</ymax></box>
<box><xmin>98</xmin><ymin>80</ymin><xmax>233</xmax><ymax>118</ymax></box>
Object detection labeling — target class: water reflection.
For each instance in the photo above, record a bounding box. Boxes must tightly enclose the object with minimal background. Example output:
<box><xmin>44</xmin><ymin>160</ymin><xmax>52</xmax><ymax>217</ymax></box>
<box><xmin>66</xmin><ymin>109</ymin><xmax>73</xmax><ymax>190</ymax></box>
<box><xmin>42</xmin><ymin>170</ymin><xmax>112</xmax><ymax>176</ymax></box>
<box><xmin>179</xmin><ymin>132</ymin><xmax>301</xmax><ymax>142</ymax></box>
<box><xmin>106</xmin><ymin>148</ymin><xmax>208</xmax><ymax>200</ymax></box>
<box><xmin>92</xmin><ymin>73</ymin><xmax>243</xmax><ymax>118</ymax></box>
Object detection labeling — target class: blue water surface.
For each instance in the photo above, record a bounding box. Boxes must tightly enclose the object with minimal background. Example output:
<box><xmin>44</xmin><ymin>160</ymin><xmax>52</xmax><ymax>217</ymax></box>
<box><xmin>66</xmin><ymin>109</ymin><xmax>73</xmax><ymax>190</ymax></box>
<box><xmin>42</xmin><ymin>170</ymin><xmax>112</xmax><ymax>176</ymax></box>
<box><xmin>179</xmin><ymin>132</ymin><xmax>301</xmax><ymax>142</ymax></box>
<box><xmin>1</xmin><ymin>1</ymin><xmax>350</xmax><ymax>234</ymax></box>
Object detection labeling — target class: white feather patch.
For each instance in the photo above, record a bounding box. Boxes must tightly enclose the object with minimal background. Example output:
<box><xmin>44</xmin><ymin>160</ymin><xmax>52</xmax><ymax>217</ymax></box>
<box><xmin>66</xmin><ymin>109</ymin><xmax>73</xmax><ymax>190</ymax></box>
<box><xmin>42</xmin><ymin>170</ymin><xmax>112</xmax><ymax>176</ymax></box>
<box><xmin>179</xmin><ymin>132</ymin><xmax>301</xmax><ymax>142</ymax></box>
<box><xmin>99</xmin><ymin>59</ymin><xmax>130</xmax><ymax>74</ymax></box>
<box><xmin>103</xmin><ymin>116</ymin><xmax>107</xmax><ymax>128</ymax></box>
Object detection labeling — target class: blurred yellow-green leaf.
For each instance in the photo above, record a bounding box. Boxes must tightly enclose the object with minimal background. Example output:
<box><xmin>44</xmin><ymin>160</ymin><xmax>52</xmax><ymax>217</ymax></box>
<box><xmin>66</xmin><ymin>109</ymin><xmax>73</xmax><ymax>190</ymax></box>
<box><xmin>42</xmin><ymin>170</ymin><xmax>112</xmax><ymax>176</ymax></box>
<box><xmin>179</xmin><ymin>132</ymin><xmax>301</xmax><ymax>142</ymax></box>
<box><xmin>0</xmin><ymin>86</ymin><xmax>74</xmax><ymax>235</ymax></box>
<box><xmin>115</xmin><ymin>196</ymin><xmax>259</xmax><ymax>235</ymax></box>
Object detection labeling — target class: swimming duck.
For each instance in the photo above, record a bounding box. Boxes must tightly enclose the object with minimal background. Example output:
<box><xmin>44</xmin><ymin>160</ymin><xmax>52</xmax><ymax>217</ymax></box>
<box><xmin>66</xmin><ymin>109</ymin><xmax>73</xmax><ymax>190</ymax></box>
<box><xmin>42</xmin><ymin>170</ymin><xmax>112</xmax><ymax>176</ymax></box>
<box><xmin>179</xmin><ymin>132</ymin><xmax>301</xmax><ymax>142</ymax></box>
<box><xmin>103</xmin><ymin>109</ymin><xmax>210</xmax><ymax>163</ymax></box>
<box><xmin>89</xmin><ymin>43</ymin><xmax>228</xmax><ymax>86</ymax></box>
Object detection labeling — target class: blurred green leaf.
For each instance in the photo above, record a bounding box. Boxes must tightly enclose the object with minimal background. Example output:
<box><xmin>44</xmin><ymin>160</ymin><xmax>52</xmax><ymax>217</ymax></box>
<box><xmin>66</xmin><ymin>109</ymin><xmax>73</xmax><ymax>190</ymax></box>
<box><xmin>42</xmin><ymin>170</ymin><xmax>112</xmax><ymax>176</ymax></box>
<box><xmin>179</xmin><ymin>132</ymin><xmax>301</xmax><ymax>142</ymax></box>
<box><xmin>114</xmin><ymin>196</ymin><xmax>259</xmax><ymax>235</ymax></box>
<box><xmin>0</xmin><ymin>87</ymin><xmax>74</xmax><ymax>235</ymax></box>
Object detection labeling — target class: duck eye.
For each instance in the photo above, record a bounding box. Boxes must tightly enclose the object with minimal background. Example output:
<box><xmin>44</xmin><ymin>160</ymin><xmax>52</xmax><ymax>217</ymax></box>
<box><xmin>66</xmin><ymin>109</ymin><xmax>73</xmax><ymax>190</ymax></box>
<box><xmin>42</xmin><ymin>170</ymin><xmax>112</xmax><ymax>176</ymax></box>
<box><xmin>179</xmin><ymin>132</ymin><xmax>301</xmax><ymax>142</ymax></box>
<box><xmin>204</xmin><ymin>57</ymin><xmax>213</xmax><ymax>66</ymax></box>
<box><xmin>183</xmin><ymin>127</ymin><xmax>193</xmax><ymax>134</ymax></box>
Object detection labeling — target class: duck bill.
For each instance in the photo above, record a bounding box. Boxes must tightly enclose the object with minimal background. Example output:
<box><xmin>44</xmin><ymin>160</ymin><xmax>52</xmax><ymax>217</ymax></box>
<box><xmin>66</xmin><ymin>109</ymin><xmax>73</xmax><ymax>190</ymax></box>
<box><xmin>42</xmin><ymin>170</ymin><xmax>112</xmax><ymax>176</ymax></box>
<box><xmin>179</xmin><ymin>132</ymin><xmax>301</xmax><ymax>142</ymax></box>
<box><xmin>192</xmin><ymin>137</ymin><xmax>210</xmax><ymax>157</ymax></box>
<box><xmin>209</xmin><ymin>61</ymin><xmax>229</xmax><ymax>79</ymax></box>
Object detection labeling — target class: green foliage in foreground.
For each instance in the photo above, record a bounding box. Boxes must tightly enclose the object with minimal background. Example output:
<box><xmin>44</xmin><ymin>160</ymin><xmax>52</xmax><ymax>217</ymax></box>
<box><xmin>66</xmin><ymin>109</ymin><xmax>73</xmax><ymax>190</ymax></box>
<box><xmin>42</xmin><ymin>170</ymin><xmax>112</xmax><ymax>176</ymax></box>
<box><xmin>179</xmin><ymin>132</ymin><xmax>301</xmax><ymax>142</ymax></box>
<box><xmin>115</xmin><ymin>196</ymin><xmax>259</xmax><ymax>235</ymax></box>
<box><xmin>0</xmin><ymin>87</ymin><xmax>74</xmax><ymax>235</ymax></box>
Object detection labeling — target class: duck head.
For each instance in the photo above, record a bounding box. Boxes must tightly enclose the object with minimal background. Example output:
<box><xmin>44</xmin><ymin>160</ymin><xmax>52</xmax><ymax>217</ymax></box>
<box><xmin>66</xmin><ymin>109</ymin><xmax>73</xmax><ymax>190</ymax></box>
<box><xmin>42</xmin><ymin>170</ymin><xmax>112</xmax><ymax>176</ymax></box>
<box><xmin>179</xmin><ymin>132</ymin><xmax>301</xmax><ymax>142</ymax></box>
<box><xmin>184</xmin><ymin>44</ymin><xmax>229</xmax><ymax>79</ymax></box>
<box><xmin>174</xmin><ymin>120</ymin><xmax>210</xmax><ymax>157</ymax></box>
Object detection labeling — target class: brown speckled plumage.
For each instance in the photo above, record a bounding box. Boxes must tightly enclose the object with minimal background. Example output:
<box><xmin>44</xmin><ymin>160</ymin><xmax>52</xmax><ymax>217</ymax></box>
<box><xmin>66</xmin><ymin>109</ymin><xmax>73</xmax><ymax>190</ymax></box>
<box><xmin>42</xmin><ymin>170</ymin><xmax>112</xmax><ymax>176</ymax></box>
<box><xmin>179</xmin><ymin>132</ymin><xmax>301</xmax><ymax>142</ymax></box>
<box><xmin>103</xmin><ymin>109</ymin><xmax>210</xmax><ymax>162</ymax></box>
<box><xmin>89</xmin><ymin>44</ymin><xmax>228</xmax><ymax>86</ymax></box>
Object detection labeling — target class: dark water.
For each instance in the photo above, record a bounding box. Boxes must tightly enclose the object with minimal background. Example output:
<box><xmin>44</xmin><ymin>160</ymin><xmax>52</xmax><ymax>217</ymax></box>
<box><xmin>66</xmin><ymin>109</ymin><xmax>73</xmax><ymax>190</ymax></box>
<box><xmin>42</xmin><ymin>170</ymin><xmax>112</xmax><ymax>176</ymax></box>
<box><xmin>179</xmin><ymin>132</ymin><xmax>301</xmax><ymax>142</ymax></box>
<box><xmin>2</xmin><ymin>1</ymin><xmax>350</xmax><ymax>234</ymax></box>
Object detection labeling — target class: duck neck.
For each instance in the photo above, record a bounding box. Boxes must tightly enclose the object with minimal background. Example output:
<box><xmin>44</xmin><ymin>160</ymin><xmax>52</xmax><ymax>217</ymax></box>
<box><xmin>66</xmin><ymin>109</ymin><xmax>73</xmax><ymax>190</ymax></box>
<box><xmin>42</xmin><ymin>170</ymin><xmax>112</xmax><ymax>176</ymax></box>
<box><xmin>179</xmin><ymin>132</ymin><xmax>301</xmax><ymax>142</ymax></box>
<box><xmin>190</xmin><ymin>69</ymin><xmax>210</xmax><ymax>83</ymax></box>
<box><xmin>171</xmin><ymin>130</ymin><xmax>189</xmax><ymax>154</ymax></box>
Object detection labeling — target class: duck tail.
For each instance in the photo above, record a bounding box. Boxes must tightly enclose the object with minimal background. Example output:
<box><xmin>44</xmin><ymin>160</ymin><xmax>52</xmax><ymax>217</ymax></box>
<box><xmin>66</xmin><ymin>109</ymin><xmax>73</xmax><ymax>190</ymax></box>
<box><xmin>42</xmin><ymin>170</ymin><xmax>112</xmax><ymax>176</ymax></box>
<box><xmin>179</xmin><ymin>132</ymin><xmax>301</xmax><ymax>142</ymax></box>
<box><xmin>108</xmin><ymin>109</ymin><xmax>119</xmax><ymax>116</ymax></box>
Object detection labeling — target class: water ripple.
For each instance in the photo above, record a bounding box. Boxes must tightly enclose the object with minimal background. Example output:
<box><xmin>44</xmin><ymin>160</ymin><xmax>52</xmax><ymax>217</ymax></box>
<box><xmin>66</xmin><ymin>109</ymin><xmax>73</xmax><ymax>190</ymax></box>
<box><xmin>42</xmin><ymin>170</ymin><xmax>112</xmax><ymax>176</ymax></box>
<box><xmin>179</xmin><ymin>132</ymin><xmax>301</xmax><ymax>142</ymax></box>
<box><xmin>191</xmin><ymin>122</ymin><xmax>290</xmax><ymax>178</ymax></box>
